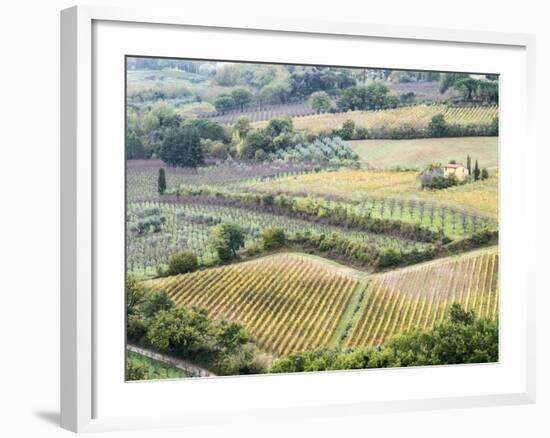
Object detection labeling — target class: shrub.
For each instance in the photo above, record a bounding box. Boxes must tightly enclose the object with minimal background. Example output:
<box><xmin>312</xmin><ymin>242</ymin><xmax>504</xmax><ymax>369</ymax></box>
<box><xmin>427</xmin><ymin>114</ymin><xmax>449</xmax><ymax>137</ymax></box>
<box><xmin>378</xmin><ymin>248</ymin><xmax>402</xmax><ymax>268</ymax></box>
<box><xmin>209</xmin><ymin>223</ymin><xmax>245</xmax><ymax>262</ymax></box>
<box><xmin>145</xmin><ymin>306</ymin><xmax>266</xmax><ymax>375</ymax></box>
<box><xmin>126</xmin><ymin>355</ymin><xmax>148</xmax><ymax>380</ymax></box>
<box><xmin>254</xmin><ymin>148</ymin><xmax>267</xmax><ymax>161</ymax></box>
<box><xmin>338</xmin><ymin>119</ymin><xmax>355</xmax><ymax>140</ymax></box>
<box><xmin>182</xmin><ymin>119</ymin><xmax>228</xmax><ymax>143</ymax></box>
<box><xmin>245</xmin><ymin>129</ymin><xmax>270</xmax><ymax>155</ymax></box>
<box><xmin>127</xmin><ymin>313</ymin><xmax>148</xmax><ymax>343</ymax></box>
<box><xmin>203</xmin><ymin>140</ymin><xmax>229</xmax><ymax>160</ymax></box>
<box><xmin>309</xmin><ymin>91</ymin><xmax>332</xmax><ymax>113</ymax></box>
<box><xmin>354</xmin><ymin>126</ymin><xmax>369</xmax><ymax>140</ymax></box>
<box><xmin>142</xmin><ymin>290</ymin><xmax>175</xmax><ymax>318</ymax></box>
<box><xmin>167</xmin><ymin>250</ymin><xmax>199</xmax><ymax>275</ymax></box>
<box><xmin>129</xmin><ymin>215</ymin><xmax>166</xmax><ymax>235</ymax></box>
<box><xmin>260</xmin><ymin>227</ymin><xmax>287</xmax><ymax>250</ymax></box>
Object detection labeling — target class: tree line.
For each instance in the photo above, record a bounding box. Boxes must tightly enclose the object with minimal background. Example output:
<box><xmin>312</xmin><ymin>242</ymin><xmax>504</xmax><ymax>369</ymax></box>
<box><xmin>270</xmin><ymin>304</ymin><xmax>498</xmax><ymax>372</ymax></box>
<box><xmin>126</xmin><ymin>273</ymin><xmax>270</xmax><ymax>376</ymax></box>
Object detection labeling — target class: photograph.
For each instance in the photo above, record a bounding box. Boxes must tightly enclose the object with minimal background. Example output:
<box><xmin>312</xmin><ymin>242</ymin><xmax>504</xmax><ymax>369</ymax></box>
<box><xmin>125</xmin><ymin>57</ymin><xmax>499</xmax><ymax>380</ymax></box>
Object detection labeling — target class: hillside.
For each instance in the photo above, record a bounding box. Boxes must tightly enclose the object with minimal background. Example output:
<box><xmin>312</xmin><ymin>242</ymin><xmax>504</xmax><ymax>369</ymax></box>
<box><xmin>347</xmin><ymin>247</ymin><xmax>498</xmax><ymax>347</ymax></box>
<box><xmin>142</xmin><ymin>248</ymin><xmax>498</xmax><ymax>356</ymax></box>
<box><xmin>251</xmin><ymin>104</ymin><xmax>498</xmax><ymax>134</ymax></box>
<box><xmin>142</xmin><ymin>253</ymin><xmax>364</xmax><ymax>356</ymax></box>
<box><xmin>249</xmin><ymin>168</ymin><xmax>499</xmax><ymax>220</ymax></box>
<box><xmin>349</xmin><ymin>136</ymin><xmax>498</xmax><ymax>170</ymax></box>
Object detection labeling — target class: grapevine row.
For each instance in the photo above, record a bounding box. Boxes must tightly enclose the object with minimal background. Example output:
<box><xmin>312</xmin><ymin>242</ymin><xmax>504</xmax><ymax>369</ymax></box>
<box><xmin>142</xmin><ymin>254</ymin><xmax>359</xmax><ymax>356</ymax></box>
<box><xmin>346</xmin><ymin>248</ymin><xmax>498</xmax><ymax>347</ymax></box>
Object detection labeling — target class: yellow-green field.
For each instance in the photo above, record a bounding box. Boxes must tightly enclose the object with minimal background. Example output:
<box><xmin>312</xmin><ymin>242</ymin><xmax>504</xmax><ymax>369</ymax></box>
<box><xmin>349</xmin><ymin>136</ymin><xmax>498</xmax><ymax>169</ymax></box>
<box><xmin>251</xmin><ymin>104</ymin><xmax>498</xmax><ymax>133</ymax></box>
<box><xmin>142</xmin><ymin>248</ymin><xmax>498</xmax><ymax>356</ymax></box>
<box><xmin>142</xmin><ymin>253</ymin><xmax>361</xmax><ymax>356</ymax></box>
<box><xmin>347</xmin><ymin>247</ymin><xmax>498</xmax><ymax>347</ymax></box>
<box><xmin>250</xmin><ymin>168</ymin><xmax>498</xmax><ymax>219</ymax></box>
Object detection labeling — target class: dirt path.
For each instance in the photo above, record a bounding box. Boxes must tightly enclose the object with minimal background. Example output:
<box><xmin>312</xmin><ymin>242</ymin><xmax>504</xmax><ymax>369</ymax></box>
<box><xmin>127</xmin><ymin>344</ymin><xmax>216</xmax><ymax>377</ymax></box>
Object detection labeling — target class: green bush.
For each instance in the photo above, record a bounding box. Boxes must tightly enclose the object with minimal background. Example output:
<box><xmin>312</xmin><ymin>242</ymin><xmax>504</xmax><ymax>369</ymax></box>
<box><xmin>167</xmin><ymin>250</ymin><xmax>198</xmax><ymax>275</ymax></box>
<box><xmin>254</xmin><ymin>148</ymin><xmax>267</xmax><ymax>161</ymax></box>
<box><xmin>260</xmin><ymin>227</ymin><xmax>287</xmax><ymax>250</ymax></box>
<box><xmin>378</xmin><ymin>248</ymin><xmax>402</xmax><ymax>268</ymax></box>
<box><xmin>209</xmin><ymin>223</ymin><xmax>245</xmax><ymax>262</ymax></box>
<box><xmin>126</xmin><ymin>355</ymin><xmax>148</xmax><ymax>380</ymax></box>
<box><xmin>338</xmin><ymin>119</ymin><xmax>355</xmax><ymax>140</ymax></box>
<box><xmin>203</xmin><ymin>140</ymin><xmax>229</xmax><ymax>160</ymax></box>
<box><xmin>146</xmin><ymin>306</ymin><xmax>266</xmax><ymax>375</ymax></box>
<box><xmin>427</xmin><ymin>114</ymin><xmax>449</xmax><ymax>137</ymax></box>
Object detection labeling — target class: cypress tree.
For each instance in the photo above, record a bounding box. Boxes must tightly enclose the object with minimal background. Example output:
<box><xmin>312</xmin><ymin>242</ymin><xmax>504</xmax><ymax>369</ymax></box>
<box><xmin>188</xmin><ymin>127</ymin><xmax>204</xmax><ymax>166</ymax></box>
<box><xmin>158</xmin><ymin>168</ymin><xmax>166</xmax><ymax>195</ymax></box>
<box><xmin>473</xmin><ymin>160</ymin><xmax>480</xmax><ymax>181</ymax></box>
<box><xmin>466</xmin><ymin>155</ymin><xmax>471</xmax><ymax>175</ymax></box>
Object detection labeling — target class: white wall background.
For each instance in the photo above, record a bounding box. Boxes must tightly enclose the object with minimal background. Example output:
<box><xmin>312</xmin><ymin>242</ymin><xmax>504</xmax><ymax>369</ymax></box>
<box><xmin>0</xmin><ymin>1</ymin><xmax>547</xmax><ymax>437</ymax></box>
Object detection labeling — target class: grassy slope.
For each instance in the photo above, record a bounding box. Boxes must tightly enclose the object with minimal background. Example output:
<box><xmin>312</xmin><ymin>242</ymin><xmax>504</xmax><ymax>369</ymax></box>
<box><xmin>349</xmin><ymin>136</ymin><xmax>498</xmax><ymax>170</ymax></box>
<box><xmin>330</xmin><ymin>279</ymin><xmax>370</xmax><ymax>347</ymax></box>
<box><xmin>250</xmin><ymin>168</ymin><xmax>498</xmax><ymax>219</ymax></box>
<box><xmin>127</xmin><ymin>351</ymin><xmax>187</xmax><ymax>380</ymax></box>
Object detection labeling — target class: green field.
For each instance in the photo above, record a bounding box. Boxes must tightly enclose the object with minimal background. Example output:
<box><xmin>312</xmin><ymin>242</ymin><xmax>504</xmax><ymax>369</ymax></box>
<box><xmin>127</xmin><ymin>351</ymin><xmax>187</xmax><ymax>380</ymax></box>
<box><xmin>349</xmin><ymin>136</ymin><xmax>498</xmax><ymax>170</ymax></box>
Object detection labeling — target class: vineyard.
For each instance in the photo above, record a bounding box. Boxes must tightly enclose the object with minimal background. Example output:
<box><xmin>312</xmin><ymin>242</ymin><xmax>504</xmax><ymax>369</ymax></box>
<box><xmin>200</xmin><ymin>101</ymin><xmax>318</xmax><ymax>125</ymax></box>
<box><xmin>127</xmin><ymin>200</ymin><xmax>430</xmax><ymax>272</ymax></box>
<box><xmin>249</xmin><ymin>168</ymin><xmax>499</xmax><ymax>220</ymax></box>
<box><xmin>127</xmin><ymin>163</ymin><xmax>498</xmax><ymax>275</ymax></box>
<box><xmin>127</xmin><ymin>159</ymin><xmax>335</xmax><ymax>201</ymax></box>
<box><xmin>125</xmin><ymin>60</ymin><xmax>501</xmax><ymax>377</ymax></box>
<box><xmin>140</xmin><ymin>248</ymin><xmax>499</xmax><ymax>357</ymax></box>
<box><xmin>252</xmin><ymin>104</ymin><xmax>498</xmax><ymax>134</ymax></box>
<box><xmin>347</xmin><ymin>247</ymin><xmax>499</xmax><ymax>347</ymax></box>
<box><xmin>142</xmin><ymin>253</ymin><xmax>362</xmax><ymax>356</ymax></box>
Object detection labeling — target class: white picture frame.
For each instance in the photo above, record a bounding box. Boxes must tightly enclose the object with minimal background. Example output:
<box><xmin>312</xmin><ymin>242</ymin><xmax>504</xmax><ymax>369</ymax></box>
<box><xmin>60</xmin><ymin>4</ymin><xmax>537</xmax><ymax>433</ymax></box>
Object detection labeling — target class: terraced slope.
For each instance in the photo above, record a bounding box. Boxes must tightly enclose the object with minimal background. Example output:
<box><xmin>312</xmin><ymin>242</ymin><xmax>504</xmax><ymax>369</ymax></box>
<box><xmin>142</xmin><ymin>253</ymin><xmax>363</xmax><ymax>356</ymax></box>
<box><xmin>347</xmin><ymin>247</ymin><xmax>499</xmax><ymax>347</ymax></box>
<box><xmin>252</xmin><ymin>104</ymin><xmax>498</xmax><ymax>134</ymax></box>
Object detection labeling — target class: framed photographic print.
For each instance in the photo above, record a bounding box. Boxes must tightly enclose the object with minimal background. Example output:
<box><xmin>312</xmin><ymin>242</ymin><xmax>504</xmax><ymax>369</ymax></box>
<box><xmin>61</xmin><ymin>5</ymin><xmax>536</xmax><ymax>433</ymax></box>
